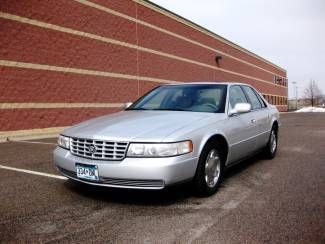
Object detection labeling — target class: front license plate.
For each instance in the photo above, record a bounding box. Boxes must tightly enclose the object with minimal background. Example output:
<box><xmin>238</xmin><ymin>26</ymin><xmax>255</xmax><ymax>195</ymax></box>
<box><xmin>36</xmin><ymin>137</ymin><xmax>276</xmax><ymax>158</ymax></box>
<box><xmin>76</xmin><ymin>163</ymin><xmax>99</xmax><ymax>181</ymax></box>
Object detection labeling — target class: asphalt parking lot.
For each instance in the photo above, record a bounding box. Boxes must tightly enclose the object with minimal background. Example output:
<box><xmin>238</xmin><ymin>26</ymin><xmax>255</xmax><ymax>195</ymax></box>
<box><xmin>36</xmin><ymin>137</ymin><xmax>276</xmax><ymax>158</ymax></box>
<box><xmin>0</xmin><ymin>113</ymin><xmax>324</xmax><ymax>243</ymax></box>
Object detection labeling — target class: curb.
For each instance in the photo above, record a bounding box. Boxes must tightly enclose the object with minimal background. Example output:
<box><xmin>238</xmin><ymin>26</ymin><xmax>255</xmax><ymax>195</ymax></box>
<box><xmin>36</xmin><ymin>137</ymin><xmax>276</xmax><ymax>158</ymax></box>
<box><xmin>0</xmin><ymin>127</ymin><xmax>67</xmax><ymax>143</ymax></box>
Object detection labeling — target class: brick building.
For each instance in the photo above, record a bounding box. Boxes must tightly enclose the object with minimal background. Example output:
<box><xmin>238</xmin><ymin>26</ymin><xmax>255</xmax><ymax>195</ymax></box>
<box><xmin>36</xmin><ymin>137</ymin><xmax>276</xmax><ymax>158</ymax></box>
<box><xmin>0</xmin><ymin>0</ymin><xmax>288</xmax><ymax>141</ymax></box>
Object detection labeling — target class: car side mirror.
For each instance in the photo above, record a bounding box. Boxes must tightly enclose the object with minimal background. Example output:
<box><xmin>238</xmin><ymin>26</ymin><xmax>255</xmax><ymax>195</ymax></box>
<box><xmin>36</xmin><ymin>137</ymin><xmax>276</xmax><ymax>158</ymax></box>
<box><xmin>124</xmin><ymin>102</ymin><xmax>133</xmax><ymax>109</ymax></box>
<box><xmin>229</xmin><ymin>103</ymin><xmax>251</xmax><ymax>116</ymax></box>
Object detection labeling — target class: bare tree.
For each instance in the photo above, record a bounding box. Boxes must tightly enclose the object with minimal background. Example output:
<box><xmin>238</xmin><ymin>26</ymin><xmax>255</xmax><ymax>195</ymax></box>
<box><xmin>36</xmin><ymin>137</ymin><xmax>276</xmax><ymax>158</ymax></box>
<box><xmin>304</xmin><ymin>80</ymin><xmax>322</xmax><ymax>107</ymax></box>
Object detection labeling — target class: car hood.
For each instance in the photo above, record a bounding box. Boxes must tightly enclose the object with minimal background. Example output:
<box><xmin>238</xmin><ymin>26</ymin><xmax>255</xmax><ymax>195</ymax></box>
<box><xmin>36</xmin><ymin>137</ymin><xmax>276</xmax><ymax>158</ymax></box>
<box><xmin>62</xmin><ymin>110</ymin><xmax>221</xmax><ymax>142</ymax></box>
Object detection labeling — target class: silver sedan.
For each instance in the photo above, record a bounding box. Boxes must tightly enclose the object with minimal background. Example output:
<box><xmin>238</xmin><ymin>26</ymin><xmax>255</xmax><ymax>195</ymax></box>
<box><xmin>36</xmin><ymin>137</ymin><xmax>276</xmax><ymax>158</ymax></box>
<box><xmin>54</xmin><ymin>82</ymin><xmax>279</xmax><ymax>196</ymax></box>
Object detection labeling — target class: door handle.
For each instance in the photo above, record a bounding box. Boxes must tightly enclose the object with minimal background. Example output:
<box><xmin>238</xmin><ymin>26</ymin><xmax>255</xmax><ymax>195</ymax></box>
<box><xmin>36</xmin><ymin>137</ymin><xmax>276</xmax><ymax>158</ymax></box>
<box><xmin>251</xmin><ymin>119</ymin><xmax>256</xmax><ymax>124</ymax></box>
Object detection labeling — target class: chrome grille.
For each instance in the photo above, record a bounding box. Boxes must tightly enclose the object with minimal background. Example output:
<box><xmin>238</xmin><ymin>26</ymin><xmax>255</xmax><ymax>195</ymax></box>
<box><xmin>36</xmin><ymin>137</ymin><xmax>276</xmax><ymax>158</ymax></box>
<box><xmin>70</xmin><ymin>137</ymin><xmax>128</xmax><ymax>160</ymax></box>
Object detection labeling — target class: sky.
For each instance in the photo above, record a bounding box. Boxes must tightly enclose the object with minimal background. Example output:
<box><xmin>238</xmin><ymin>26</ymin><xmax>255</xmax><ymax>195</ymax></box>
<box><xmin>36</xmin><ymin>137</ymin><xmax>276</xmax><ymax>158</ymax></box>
<box><xmin>150</xmin><ymin>0</ymin><xmax>325</xmax><ymax>98</ymax></box>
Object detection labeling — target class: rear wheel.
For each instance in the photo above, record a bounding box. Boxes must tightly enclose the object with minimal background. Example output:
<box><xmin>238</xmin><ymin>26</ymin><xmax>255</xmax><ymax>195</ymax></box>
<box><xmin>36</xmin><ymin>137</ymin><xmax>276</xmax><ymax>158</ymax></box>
<box><xmin>264</xmin><ymin>126</ymin><xmax>278</xmax><ymax>159</ymax></box>
<box><xmin>194</xmin><ymin>142</ymin><xmax>225</xmax><ymax>197</ymax></box>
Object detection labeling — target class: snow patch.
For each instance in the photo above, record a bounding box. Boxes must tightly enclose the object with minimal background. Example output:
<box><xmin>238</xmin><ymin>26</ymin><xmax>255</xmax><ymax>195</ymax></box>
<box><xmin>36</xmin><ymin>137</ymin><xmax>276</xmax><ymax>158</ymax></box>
<box><xmin>295</xmin><ymin>107</ymin><xmax>325</xmax><ymax>113</ymax></box>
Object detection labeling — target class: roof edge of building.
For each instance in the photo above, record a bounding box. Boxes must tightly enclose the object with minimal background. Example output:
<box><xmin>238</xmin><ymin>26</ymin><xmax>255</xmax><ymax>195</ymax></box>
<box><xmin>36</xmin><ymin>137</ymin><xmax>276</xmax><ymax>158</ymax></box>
<box><xmin>137</xmin><ymin>0</ymin><xmax>286</xmax><ymax>73</ymax></box>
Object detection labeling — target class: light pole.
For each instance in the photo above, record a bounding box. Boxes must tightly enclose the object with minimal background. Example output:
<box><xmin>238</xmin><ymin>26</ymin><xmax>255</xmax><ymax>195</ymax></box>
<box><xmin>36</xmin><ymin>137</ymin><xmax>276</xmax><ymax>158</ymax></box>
<box><xmin>295</xmin><ymin>86</ymin><xmax>298</xmax><ymax>110</ymax></box>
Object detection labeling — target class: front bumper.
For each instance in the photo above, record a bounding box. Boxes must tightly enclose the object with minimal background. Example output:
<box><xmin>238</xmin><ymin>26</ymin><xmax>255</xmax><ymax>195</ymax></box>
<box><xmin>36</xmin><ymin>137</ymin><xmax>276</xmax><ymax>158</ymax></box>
<box><xmin>53</xmin><ymin>147</ymin><xmax>198</xmax><ymax>190</ymax></box>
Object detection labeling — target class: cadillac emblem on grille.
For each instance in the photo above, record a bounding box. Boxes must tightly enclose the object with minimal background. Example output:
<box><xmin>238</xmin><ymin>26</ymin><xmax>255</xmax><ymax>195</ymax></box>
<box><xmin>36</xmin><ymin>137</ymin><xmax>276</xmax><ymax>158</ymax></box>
<box><xmin>88</xmin><ymin>145</ymin><xmax>97</xmax><ymax>154</ymax></box>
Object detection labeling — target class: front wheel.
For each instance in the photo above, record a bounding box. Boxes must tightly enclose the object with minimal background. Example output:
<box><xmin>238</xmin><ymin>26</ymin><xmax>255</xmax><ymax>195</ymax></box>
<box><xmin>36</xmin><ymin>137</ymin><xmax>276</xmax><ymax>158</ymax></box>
<box><xmin>194</xmin><ymin>142</ymin><xmax>224</xmax><ymax>197</ymax></box>
<box><xmin>264</xmin><ymin>127</ymin><xmax>278</xmax><ymax>159</ymax></box>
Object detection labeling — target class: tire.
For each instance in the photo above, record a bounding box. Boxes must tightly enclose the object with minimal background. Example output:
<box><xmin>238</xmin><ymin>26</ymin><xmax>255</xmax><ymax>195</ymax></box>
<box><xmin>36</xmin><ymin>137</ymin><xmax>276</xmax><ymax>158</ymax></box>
<box><xmin>194</xmin><ymin>141</ymin><xmax>225</xmax><ymax>197</ymax></box>
<box><xmin>264</xmin><ymin>126</ymin><xmax>278</xmax><ymax>159</ymax></box>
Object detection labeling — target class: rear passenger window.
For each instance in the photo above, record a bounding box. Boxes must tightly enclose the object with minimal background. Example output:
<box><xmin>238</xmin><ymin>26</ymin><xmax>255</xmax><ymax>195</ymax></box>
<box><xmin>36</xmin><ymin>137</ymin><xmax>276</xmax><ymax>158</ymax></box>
<box><xmin>242</xmin><ymin>86</ymin><xmax>262</xmax><ymax>110</ymax></box>
<box><xmin>229</xmin><ymin>86</ymin><xmax>248</xmax><ymax>109</ymax></box>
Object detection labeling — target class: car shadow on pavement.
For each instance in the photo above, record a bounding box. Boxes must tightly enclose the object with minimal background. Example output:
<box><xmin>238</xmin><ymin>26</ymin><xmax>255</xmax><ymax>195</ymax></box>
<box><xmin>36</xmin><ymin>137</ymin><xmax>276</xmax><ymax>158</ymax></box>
<box><xmin>224</xmin><ymin>153</ymin><xmax>265</xmax><ymax>179</ymax></box>
<box><xmin>64</xmin><ymin>179</ymin><xmax>194</xmax><ymax>206</ymax></box>
<box><xmin>64</xmin><ymin>153</ymin><xmax>265</xmax><ymax>206</ymax></box>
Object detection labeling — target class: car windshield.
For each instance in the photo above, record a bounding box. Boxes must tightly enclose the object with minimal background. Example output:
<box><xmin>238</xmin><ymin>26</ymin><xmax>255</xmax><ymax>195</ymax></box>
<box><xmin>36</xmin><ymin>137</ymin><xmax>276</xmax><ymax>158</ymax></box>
<box><xmin>127</xmin><ymin>84</ymin><xmax>228</xmax><ymax>113</ymax></box>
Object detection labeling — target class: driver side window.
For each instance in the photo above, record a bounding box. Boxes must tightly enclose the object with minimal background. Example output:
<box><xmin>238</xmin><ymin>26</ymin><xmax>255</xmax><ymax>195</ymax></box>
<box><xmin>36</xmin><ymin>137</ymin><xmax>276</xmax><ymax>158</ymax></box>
<box><xmin>229</xmin><ymin>86</ymin><xmax>248</xmax><ymax>110</ymax></box>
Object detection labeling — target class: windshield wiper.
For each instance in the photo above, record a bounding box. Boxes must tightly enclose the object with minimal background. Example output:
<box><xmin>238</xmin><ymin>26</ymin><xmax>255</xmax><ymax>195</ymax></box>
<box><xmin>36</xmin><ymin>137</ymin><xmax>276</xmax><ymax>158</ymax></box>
<box><xmin>127</xmin><ymin>108</ymin><xmax>188</xmax><ymax>111</ymax></box>
<box><xmin>126</xmin><ymin>108</ymin><xmax>150</xmax><ymax>111</ymax></box>
<box><xmin>152</xmin><ymin>108</ymin><xmax>188</xmax><ymax>111</ymax></box>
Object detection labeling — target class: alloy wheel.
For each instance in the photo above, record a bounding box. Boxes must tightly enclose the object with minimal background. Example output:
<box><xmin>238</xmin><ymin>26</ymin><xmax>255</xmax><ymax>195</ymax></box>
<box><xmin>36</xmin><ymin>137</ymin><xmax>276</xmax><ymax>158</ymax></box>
<box><xmin>204</xmin><ymin>149</ymin><xmax>221</xmax><ymax>188</ymax></box>
<box><xmin>270</xmin><ymin>130</ymin><xmax>277</xmax><ymax>154</ymax></box>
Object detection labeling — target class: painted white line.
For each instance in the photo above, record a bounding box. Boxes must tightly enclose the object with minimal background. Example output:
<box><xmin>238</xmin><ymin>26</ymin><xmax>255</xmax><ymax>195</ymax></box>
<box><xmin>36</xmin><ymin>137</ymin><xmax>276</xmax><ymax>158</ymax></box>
<box><xmin>10</xmin><ymin>140</ymin><xmax>57</xmax><ymax>145</ymax></box>
<box><xmin>0</xmin><ymin>164</ymin><xmax>67</xmax><ymax>180</ymax></box>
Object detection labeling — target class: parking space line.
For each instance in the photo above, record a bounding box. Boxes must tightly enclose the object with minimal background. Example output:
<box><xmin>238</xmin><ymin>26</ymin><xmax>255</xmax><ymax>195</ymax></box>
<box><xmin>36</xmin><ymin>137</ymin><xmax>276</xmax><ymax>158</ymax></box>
<box><xmin>0</xmin><ymin>164</ymin><xmax>67</xmax><ymax>180</ymax></box>
<box><xmin>10</xmin><ymin>140</ymin><xmax>57</xmax><ymax>145</ymax></box>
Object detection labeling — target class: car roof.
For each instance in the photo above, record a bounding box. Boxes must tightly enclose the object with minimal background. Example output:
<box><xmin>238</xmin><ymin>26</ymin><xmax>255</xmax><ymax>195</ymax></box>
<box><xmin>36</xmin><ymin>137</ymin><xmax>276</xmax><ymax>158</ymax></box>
<box><xmin>164</xmin><ymin>81</ymin><xmax>251</xmax><ymax>86</ymax></box>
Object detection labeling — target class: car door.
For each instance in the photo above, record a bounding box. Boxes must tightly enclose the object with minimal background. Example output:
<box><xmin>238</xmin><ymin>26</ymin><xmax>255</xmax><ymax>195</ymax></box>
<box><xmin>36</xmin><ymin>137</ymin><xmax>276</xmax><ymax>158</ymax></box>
<box><xmin>253</xmin><ymin>88</ymin><xmax>273</xmax><ymax>147</ymax></box>
<box><xmin>241</xmin><ymin>85</ymin><xmax>270</xmax><ymax>150</ymax></box>
<box><xmin>226</xmin><ymin>85</ymin><xmax>258</xmax><ymax>163</ymax></box>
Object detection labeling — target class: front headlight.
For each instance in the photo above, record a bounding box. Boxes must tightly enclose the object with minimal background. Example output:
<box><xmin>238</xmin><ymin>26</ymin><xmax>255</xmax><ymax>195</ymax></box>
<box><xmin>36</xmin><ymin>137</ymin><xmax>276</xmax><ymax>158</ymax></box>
<box><xmin>127</xmin><ymin>140</ymin><xmax>193</xmax><ymax>157</ymax></box>
<box><xmin>58</xmin><ymin>135</ymin><xmax>70</xmax><ymax>149</ymax></box>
